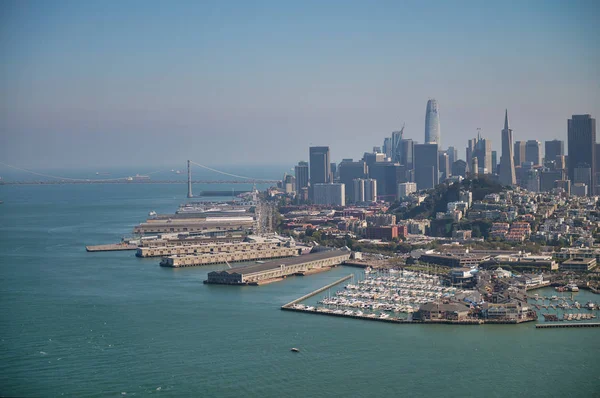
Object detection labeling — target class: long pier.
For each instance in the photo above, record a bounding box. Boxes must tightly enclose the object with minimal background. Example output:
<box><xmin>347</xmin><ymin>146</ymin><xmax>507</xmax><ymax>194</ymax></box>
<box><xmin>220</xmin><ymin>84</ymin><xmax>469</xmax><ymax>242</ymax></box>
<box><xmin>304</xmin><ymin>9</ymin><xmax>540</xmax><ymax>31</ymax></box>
<box><xmin>536</xmin><ymin>323</ymin><xmax>600</xmax><ymax>329</ymax></box>
<box><xmin>281</xmin><ymin>274</ymin><xmax>353</xmax><ymax>309</ymax></box>
<box><xmin>86</xmin><ymin>244</ymin><xmax>138</xmax><ymax>252</ymax></box>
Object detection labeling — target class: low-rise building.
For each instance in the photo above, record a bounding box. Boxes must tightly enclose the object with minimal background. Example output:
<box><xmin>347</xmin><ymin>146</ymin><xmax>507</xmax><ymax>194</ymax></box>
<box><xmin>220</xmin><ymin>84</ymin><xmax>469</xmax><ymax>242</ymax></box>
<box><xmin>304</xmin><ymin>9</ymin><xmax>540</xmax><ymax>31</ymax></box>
<box><xmin>560</xmin><ymin>257</ymin><xmax>597</xmax><ymax>272</ymax></box>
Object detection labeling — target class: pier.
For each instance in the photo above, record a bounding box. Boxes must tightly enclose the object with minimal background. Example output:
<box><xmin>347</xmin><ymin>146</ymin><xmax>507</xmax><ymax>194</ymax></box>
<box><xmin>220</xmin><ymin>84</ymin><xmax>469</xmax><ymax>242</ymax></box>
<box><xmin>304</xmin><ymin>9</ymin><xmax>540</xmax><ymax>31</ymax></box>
<box><xmin>536</xmin><ymin>323</ymin><xmax>600</xmax><ymax>329</ymax></box>
<box><xmin>86</xmin><ymin>243</ymin><xmax>138</xmax><ymax>252</ymax></box>
<box><xmin>282</xmin><ymin>274</ymin><xmax>353</xmax><ymax>309</ymax></box>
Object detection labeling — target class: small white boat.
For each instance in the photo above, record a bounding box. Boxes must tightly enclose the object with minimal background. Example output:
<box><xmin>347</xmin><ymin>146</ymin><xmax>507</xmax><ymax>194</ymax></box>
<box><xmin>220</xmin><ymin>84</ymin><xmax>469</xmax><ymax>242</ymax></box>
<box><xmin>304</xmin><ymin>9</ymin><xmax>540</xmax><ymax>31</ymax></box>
<box><xmin>148</xmin><ymin>211</ymin><xmax>157</xmax><ymax>217</ymax></box>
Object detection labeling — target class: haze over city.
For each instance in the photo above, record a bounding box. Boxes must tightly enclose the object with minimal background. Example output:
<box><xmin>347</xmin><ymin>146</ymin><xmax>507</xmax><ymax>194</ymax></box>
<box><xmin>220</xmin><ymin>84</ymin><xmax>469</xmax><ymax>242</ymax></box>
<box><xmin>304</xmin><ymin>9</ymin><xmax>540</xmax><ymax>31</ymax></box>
<box><xmin>1</xmin><ymin>0</ymin><xmax>599</xmax><ymax>169</ymax></box>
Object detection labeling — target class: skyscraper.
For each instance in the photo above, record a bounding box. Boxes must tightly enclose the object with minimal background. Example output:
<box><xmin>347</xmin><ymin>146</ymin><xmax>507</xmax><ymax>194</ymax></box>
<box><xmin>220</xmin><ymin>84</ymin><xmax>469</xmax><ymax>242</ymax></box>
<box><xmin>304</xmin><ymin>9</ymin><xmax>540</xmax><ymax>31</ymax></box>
<box><xmin>309</xmin><ymin>146</ymin><xmax>332</xmax><ymax>201</ymax></box>
<box><xmin>499</xmin><ymin>110</ymin><xmax>517</xmax><ymax>186</ymax></box>
<box><xmin>568</xmin><ymin>114</ymin><xmax>596</xmax><ymax>195</ymax></box>
<box><xmin>513</xmin><ymin>141</ymin><xmax>526</xmax><ymax>168</ymax></box>
<box><xmin>525</xmin><ymin>140</ymin><xmax>542</xmax><ymax>166</ymax></box>
<box><xmin>491</xmin><ymin>151</ymin><xmax>498</xmax><ymax>174</ymax></box>
<box><xmin>414</xmin><ymin>143</ymin><xmax>439</xmax><ymax>190</ymax></box>
<box><xmin>294</xmin><ymin>161</ymin><xmax>309</xmax><ymax>193</ymax></box>
<box><xmin>309</xmin><ymin>146</ymin><xmax>331</xmax><ymax>184</ymax></box>
<box><xmin>424</xmin><ymin>99</ymin><xmax>440</xmax><ymax>145</ymax></box>
<box><xmin>545</xmin><ymin>140</ymin><xmax>564</xmax><ymax>163</ymax></box>
<box><xmin>339</xmin><ymin>160</ymin><xmax>367</xmax><ymax>203</ymax></box>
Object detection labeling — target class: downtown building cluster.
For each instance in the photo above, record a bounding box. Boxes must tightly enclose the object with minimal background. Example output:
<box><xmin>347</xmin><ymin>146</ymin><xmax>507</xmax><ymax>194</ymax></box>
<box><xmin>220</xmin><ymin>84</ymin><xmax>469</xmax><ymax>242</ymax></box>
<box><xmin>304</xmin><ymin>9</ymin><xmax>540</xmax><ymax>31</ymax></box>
<box><xmin>282</xmin><ymin>98</ymin><xmax>596</xmax><ymax>205</ymax></box>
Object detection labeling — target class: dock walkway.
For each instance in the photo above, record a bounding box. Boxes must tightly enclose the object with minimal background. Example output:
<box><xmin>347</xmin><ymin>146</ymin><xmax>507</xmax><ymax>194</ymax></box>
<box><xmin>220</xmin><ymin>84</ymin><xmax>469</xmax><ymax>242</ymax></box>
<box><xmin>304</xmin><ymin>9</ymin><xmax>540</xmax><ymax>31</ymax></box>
<box><xmin>536</xmin><ymin>323</ymin><xmax>600</xmax><ymax>329</ymax></box>
<box><xmin>282</xmin><ymin>274</ymin><xmax>353</xmax><ymax>309</ymax></box>
<box><xmin>86</xmin><ymin>244</ymin><xmax>138</xmax><ymax>252</ymax></box>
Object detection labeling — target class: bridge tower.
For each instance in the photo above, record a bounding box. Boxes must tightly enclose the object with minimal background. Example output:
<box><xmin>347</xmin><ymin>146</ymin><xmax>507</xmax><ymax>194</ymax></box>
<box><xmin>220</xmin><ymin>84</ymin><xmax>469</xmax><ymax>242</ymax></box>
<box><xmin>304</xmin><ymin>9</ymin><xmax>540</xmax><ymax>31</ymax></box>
<box><xmin>187</xmin><ymin>160</ymin><xmax>193</xmax><ymax>198</ymax></box>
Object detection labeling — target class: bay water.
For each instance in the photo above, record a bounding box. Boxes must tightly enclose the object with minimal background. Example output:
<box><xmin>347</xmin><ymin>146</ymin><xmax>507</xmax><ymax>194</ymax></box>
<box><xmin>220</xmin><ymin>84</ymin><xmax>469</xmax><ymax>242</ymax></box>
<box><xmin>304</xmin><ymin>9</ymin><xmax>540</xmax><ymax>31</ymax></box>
<box><xmin>1</xmin><ymin>182</ymin><xmax>599</xmax><ymax>397</ymax></box>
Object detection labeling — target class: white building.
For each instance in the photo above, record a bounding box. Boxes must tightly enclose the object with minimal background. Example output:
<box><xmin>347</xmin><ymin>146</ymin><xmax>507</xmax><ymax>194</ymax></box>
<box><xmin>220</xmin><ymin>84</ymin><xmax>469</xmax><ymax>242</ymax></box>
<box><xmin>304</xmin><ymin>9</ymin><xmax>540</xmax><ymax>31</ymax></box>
<box><xmin>397</xmin><ymin>182</ymin><xmax>417</xmax><ymax>200</ymax></box>
<box><xmin>314</xmin><ymin>183</ymin><xmax>346</xmax><ymax>206</ymax></box>
<box><xmin>364</xmin><ymin>178</ymin><xmax>377</xmax><ymax>202</ymax></box>
<box><xmin>353</xmin><ymin>179</ymin><xmax>365</xmax><ymax>203</ymax></box>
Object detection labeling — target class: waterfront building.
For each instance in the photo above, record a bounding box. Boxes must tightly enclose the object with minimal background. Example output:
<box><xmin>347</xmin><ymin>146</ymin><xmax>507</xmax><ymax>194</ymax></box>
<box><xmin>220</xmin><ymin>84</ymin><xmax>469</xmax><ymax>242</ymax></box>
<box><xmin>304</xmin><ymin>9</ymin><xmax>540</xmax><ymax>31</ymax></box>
<box><xmin>545</xmin><ymin>140</ymin><xmax>564</xmax><ymax>163</ymax></box>
<box><xmin>313</xmin><ymin>183</ymin><xmax>345</xmax><ymax>206</ymax></box>
<box><xmin>339</xmin><ymin>160</ymin><xmax>367</xmax><ymax>203</ymax></box>
<box><xmin>424</xmin><ymin>99</ymin><xmax>441</xmax><ymax>145</ymax></box>
<box><xmin>397</xmin><ymin>182</ymin><xmax>417</xmax><ymax>200</ymax></box>
<box><xmin>205</xmin><ymin>249</ymin><xmax>351</xmax><ymax>285</ymax></box>
<box><xmin>568</xmin><ymin>114</ymin><xmax>596</xmax><ymax>195</ymax></box>
<box><xmin>560</xmin><ymin>257</ymin><xmax>597</xmax><ymax>272</ymax></box>
<box><xmin>525</xmin><ymin>140</ymin><xmax>542</xmax><ymax>166</ymax></box>
<box><xmin>499</xmin><ymin>110</ymin><xmax>517</xmax><ymax>186</ymax></box>
<box><xmin>414</xmin><ymin>143</ymin><xmax>439</xmax><ymax>190</ymax></box>
<box><xmin>309</xmin><ymin>146</ymin><xmax>332</xmax><ymax>199</ymax></box>
<box><xmin>294</xmin><ymin>161</ymin><xmax>309</xmax><ymax>194</ymax></box>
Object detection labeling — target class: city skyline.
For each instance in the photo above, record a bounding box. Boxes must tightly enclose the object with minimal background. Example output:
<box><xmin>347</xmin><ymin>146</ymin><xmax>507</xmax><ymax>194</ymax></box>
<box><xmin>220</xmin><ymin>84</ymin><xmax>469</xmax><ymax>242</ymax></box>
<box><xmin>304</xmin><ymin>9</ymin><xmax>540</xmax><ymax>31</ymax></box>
<box><xmin>1</xmin><ymin>1</ymin><xmax>599</xmax><ymax>169</ymax></box>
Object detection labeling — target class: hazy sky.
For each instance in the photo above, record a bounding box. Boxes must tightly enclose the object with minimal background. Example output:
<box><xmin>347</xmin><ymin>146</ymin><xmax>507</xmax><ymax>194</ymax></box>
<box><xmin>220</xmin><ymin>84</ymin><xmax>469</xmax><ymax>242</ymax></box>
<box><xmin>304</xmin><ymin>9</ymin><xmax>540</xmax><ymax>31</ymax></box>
<box><xmin>1</xmin><ymin>0</ymin><xmax>599</xmax><ymax>170</ymax></box>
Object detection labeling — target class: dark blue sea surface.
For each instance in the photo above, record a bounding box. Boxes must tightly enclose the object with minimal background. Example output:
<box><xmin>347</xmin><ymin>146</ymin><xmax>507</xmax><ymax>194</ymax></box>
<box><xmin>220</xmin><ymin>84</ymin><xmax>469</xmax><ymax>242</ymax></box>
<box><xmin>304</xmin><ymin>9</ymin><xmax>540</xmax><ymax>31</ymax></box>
<box><xmin>1</xmin><ymin>183</ymin><xmax>599</xmax><ymax>397</ymax></box>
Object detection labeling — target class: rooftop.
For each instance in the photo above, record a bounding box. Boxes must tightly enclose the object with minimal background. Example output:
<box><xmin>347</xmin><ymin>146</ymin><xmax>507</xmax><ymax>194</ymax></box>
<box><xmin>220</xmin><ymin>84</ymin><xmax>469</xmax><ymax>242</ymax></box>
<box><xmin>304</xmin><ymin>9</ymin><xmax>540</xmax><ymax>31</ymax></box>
<box><xmin>222</xmin><ymin>249</ymin><xmax>350</xmax><ymax>275</ymax></box>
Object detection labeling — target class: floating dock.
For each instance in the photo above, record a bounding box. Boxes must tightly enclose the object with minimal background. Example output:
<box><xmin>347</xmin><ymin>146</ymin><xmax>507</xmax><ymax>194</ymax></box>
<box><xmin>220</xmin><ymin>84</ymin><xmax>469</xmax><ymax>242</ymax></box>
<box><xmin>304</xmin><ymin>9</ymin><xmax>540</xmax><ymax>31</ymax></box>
<box><xmin>282</xmin><ymin>274</ymin><xmax>353</xmax><ymax>309</ymax></box>
<box><xmin>536</xmin><ymin>323</ymin><xmax>600</xmax><ymax>328</ymax></box>
<box><xmin>85</xmin><ymin>244</ymin><xmax>138</xmax><ymax>252</ymax></box>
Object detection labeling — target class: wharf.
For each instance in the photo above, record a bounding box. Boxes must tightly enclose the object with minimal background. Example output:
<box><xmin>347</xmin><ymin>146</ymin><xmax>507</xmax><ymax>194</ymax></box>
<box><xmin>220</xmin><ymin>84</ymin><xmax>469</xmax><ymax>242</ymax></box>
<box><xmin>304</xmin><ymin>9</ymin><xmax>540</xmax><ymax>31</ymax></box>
<box><xmin>536</xmin><ymin>323</ymin><xmax>600</xmax><ymax>329</ymax></box>
<box><xmin>525</xmin><ymin>281</ymin><xmax>551</xmax><ymax>291</ymax></box>
<box><xmin>282</xmin><ymin>274</ymin><xmax>353</xmax><ymax>309</ymax></box>
<box><xmin>86</xmin><ymin>243</ymin><xmax>138</xmax><ymax>252</ymax></box>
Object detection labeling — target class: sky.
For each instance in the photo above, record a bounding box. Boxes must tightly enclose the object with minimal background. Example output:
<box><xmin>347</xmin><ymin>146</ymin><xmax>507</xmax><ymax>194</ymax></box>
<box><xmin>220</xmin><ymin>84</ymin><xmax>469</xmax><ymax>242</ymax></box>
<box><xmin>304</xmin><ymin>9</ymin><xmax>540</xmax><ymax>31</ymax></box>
<box><xmin>1</xmin><ymin>0</ymin><xmax>599</xmax><ymax>171</ymax></box>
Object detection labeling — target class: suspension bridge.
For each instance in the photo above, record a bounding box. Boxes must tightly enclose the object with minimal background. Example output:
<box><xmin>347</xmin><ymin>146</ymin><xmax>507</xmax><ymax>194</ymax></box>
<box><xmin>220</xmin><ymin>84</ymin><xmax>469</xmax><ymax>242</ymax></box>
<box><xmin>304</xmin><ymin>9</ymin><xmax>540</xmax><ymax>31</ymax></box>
<box><xmin>0</xmin><ymin>160</ymin><xmax>280</xmax><ymax>193</ymax></box>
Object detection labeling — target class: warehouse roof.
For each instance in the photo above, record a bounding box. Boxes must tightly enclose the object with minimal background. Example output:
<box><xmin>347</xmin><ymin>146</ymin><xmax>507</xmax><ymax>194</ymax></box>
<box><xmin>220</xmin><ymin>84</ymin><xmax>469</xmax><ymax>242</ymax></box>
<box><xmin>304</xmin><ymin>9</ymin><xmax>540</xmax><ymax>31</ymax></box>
<box><xmin>221</xmin><ymin>249</ymin><xmax>350</xmax><ymax>275</ymax></box>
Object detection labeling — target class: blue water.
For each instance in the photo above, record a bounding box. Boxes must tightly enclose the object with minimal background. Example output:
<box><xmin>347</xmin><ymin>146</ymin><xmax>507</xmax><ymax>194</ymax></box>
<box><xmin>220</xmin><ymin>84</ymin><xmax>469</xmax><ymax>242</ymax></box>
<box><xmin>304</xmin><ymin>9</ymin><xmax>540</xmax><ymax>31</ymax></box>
<box><xmin>1</xmin><ymin>183</ymin><xmax>599</xmax><ymax>397</ymax></box>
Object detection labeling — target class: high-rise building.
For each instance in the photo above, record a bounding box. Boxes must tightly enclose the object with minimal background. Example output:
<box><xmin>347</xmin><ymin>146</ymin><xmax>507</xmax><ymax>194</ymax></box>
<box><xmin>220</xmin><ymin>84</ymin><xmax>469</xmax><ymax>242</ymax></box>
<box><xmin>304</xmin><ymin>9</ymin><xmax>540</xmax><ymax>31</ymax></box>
<box><xmin>424</xmin><ymin>99</ymin><xmax>440</xmax><ymax>145</ymax></box>
<box><xmin>446</xmin><ymin>147</ymin><xmax>458</xmax><ymax>167</ymax></box>
<box><xmin>294</xmin><ymin>161</ymin><xmax>309</xmax><ymax>193</ymax></box>
<box><xmin>390</xmin><ymin>127</ymin><xmax>404</xmax><ymax>162</ymax></box>
<box><xmin>438</xmin><ymin>152</ymin><xmax>450</xmax><ymax>180</ymax></box>
<box><xmin>499</xmin><ymin>110</ymin><xmax>517</xmax><ymax>186</ymax></box>
<box><xmin>313</xmin><ymin>183</ymin><xmax>345</xmax><ymax>206</ymax></box>
<box><xmin>397</xmin><ymin>139</ymin><xmax>414</xmax><ymax>169</ymax></box>
<box><xmin>364</xmin><ymin>179</ymin><xmax>377</xmax><ymax>202</ymax></box>
<box><xmin>525</xmin><ymin>140</ymin><xmax>542</xmax><ymax>166</ymax></box>
<box><xmin>513</xmin><ymin>141</ymin><xmax>526</xmax><ymax>168</ymax></box>
<box><xmin>568</xmin><ymin>114</ymin><xmax>596</xmax><ymax>195</ymax></box>
<box><xmin>540</xmin><ymin>169</ymin><xmax>564</xmax><ymax>192</ymax></box>
<box><xmin>397</xmin><ymin>182</ymin><xmax>417</xmax><ymax>200</ymax></box>
<box><xmin>309</xmin><ymin>146</ymin><xmax>331</xmax><ymax>184</ymax></box>
<box><xmin>330</xmin><ymin>162</ymin><xmax>338</xmax><ymax>180</ymax></box>
<box><xmin>414</xmin><ymin>143</ymin><xmax>439</xmax><ymax>190</ymax></box>
<box><xmin>472</xmin><ymin>135</ymin><xmax>492</xmax><ymax>174</ymax></box>
<box><xmin>353</xmin><ymin>179</ymin><xmax>365</xmax><ymax>203</ymax></box>
<box><xmin>452</xmin><ymin>160</ymin><xmax>467</xmax><ymax>178</ymax></box>
<box><xmin>383</xmin><ymin>137</ymin><xmax>392</xmax><ymax>159</ymax></box>
<box><xmin>545</xmin><ymin>140</ymin><xmax>564</xmax><ymax>163</ymax></box>
<box><xmin>491</xmin><ymin>151</ymin><xmax>498</xmax><ymax>175</ymax></box>
<box><xmin>339</xmin><ymin>160</ymin><xmax>367</xmax><ymax>203</ymax></box>
<box><xmin>368</xmin><ymin>162</ymin><xmax>404</xmax><ymax>199</ymax></box>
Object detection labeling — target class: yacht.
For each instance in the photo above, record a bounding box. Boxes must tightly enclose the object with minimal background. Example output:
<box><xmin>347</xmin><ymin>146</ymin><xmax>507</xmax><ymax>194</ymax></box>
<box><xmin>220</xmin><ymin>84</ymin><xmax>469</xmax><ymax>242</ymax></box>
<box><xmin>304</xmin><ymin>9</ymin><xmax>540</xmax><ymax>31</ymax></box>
<box><xmin>566</xmin><ymin>283</ymin><xmax>579</xmax><ymax>292</ymax></box>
